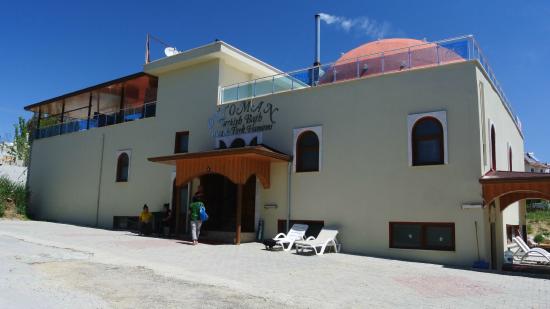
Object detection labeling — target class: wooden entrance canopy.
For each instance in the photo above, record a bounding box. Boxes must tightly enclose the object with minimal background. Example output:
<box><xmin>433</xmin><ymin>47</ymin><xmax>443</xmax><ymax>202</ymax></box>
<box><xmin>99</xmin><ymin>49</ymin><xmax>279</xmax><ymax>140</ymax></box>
<box><xmin>149</xmin><ymin>146</ymin><xmax>291</xmax><ymax>188</ymax></box>
<box><xmin>480</xmin><ymin>171</ymin><xmax>550</xmax><ymax>211</ymax></box>
<box><xmin>149</xmin><ymin>146</ymin><xmax>291</xmax><ymax>244</ymax></box>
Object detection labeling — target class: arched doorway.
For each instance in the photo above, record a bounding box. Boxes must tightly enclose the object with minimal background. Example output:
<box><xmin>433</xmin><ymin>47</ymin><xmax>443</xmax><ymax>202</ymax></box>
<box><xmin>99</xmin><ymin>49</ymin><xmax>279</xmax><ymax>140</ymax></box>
<box><xmin>198</xmin><ymin>173</ymin><xmax>256</xmax><ymax>241</ymax></box>
<box><xmin>480</xmin><ymin>171</ymin><xmax>550</xmax><ymax>269</ymax></box>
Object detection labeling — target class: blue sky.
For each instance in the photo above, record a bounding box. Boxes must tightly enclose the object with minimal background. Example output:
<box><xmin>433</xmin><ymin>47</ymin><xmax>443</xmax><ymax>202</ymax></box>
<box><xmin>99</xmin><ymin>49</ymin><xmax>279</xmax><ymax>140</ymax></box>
<box><xmin>1</xmin><ymin>0</ymin><xmax>549</xmax><ymax>160</ymax></box>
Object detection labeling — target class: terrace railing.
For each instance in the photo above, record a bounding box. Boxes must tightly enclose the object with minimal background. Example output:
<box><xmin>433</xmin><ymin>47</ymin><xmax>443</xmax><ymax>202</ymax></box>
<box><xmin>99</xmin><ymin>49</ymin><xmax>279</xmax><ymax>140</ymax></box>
<box><xmin>219</xmin><ymin>35</ymin><xmax>520</xmax><ymax>130</ymax></box>
<box><xmin>34</xmin><ymin>101</ymin><xmax>157</xmax><ymax>139</ymax></box>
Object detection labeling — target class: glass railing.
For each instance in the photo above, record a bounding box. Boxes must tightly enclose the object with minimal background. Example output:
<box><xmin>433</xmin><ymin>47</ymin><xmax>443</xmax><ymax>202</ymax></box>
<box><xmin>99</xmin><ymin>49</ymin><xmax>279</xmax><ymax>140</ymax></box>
<box><xmin>34</xmin><ymin>102</ymin><xmax>157</xmax><ymax>139</ymax></box>
<box><xmin>219</xmin><ymin>35</ymin><xmax>520</xmax><ymax>130</ymax></box>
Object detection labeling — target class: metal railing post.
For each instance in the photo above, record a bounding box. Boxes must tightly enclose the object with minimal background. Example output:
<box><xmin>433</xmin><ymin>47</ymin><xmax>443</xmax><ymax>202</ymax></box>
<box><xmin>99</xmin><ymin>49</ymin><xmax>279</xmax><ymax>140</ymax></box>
<box><xmin>356</xmin><ymin>57</ymin><xmax>360</xmax><ymax>78</ymax></box>
<box><xmin>253</xmin><ymin>80</ymin><xmax>257</xmax><ymax>97</ymax></box>
<box><xmin>272</xmin><ymin>76</ymin><xmax>275</xmax><ymax>94</ymax></box>
<box><xmin>436</xmin><ymin>45</ymin><xmax>440</xmax><ymax>64</ymax></box>
<box><xmin>408</xmin><ymin>48</ymin><xmax>412</xmax><ymax>69</ymax></box>
<box><xmin>236</xmin><ymin>84</ymin><xmax>240</xmax><ymax>101</ymax></box>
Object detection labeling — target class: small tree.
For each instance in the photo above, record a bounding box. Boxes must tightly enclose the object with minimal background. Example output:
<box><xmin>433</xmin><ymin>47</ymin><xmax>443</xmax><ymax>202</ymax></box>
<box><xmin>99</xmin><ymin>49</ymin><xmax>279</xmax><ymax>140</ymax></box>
<box><xmin>8</xmin><ymin>117</ymin><xmax>30</xmax><ymax>166</ymax></box>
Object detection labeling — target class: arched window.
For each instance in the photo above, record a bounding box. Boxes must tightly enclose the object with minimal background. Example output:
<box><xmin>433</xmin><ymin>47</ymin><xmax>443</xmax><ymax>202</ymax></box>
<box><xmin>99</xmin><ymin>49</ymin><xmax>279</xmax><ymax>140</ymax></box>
<box><xmin>490</xmin><ymin>125</ymin><xmax>496</xmax><ymax>170</ymax></box>
<box><xmin>218</xmin><ymin>140</ymin><xmax>227</xmax><ymax>149</ymax></box>
<box><xmin>116</xmin><ymin>152</ymin><xmax>129</xmax><ymax>182</ymax></box>
<box><xmin>508</xmin><ymin>146</ymin><xmax>514</xmax><ymax>172</ymax></box>
<box><xmin>296</xmin><ymin>131</ymin><xmax>320</xmax><ymax>172</ymax></box>
<box><xmin>249</xmin><ymin>137</ymin><xmax>258</xmax><ymax>146</ymax></box>
<box><xmin>230</xmin><ymin>138</ymin><xmax>246</xmax><ymax>148</ymax></box>
<box><xmin>412</xmin><ymin>117</ymin><xmax>444</xmax><ymax>166</ymax></box>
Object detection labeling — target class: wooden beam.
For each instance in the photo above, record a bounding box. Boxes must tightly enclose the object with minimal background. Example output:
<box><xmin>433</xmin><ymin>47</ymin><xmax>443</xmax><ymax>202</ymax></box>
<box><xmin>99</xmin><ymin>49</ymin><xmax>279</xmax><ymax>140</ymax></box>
<box><xmin>175</xmin><ymin>185</ymin><xmax>181</xmax><ymax>237</ymax></box>
<box><xmin>86</xmin><ymin>93</ymin><xmax>93</xmax><ymax>130</ymax></box>
<box><xmin>58</xmin><ymin>100</ymin><xmax>65</xmax><ymax>135</ymax></box>
<box><xmin>235</xmin><ymin>184</ymin><xmax>243</xmax><ymax>245</ymax></box>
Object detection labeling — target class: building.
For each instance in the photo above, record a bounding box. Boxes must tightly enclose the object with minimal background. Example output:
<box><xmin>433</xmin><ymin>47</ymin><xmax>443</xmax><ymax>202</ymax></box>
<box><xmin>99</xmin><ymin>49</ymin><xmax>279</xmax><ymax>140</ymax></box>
<box><xmin>0</xmin><ymin>142</ymin><xmax>17</xmax><ymax>166</ymax></box>
<box><xmin>525</xmin><ymin>152</ymin><xmax>550</xmax><ymax>173</ymax></box>
<box><xmin>24</xmin><ymin>34</ymin><xmax>550</xmax><ymax>270</ymax></box>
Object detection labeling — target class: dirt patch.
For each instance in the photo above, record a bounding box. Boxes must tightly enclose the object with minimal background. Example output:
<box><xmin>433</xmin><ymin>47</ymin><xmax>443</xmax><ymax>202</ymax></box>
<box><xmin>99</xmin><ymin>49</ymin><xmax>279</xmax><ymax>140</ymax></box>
<box><xmin>34</xmin><ymin>260</ymin><xmax>286</xmax><ymax>309</ymax></box>
<box><xmin>1</xmin><ymin>200</ymin><xmax>26</xmax><ymax>220</ymax></box>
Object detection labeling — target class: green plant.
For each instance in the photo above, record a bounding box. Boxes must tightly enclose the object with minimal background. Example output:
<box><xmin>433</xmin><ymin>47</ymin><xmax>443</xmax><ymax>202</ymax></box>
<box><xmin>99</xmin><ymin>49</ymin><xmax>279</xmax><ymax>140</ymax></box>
<box><xmin>8</xmin><ymin>116</ymin><xmax>31</xmax><ymax>166</ymax></box>
<box><xmin>0</xmin><ymin>202</ymin><xmax>4</xmax><ymax>217</ymax></box>
<box><xmin>534</xmin><ymin>234</ymin><xmax>545</xmax><ymax>243</ymax></box>
<box><xmin>0</xmin><ymin>176</ymin><xmax>28</xmax><ymax>217</ymax></box>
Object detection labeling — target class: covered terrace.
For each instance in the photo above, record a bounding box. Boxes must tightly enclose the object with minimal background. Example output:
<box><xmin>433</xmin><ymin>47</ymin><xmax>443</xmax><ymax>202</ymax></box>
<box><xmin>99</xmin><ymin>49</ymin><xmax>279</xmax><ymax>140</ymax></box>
<box><xmin>24</xmin><ymin>72</ymin><xmax>158</xmax><ymax>139</ymax></box>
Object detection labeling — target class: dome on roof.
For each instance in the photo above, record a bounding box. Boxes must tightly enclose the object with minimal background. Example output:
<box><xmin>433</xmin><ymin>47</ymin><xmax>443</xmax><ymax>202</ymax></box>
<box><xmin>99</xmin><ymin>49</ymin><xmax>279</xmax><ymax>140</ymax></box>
<box><xmin>337</xmin><ymin>38</ymin><xmax>432</xmax><ymax>63</ymax></box>
<box><xmin>318</xmin><ymin>38</ymin><xmax>464</xmax><ymax>84</ymax></box>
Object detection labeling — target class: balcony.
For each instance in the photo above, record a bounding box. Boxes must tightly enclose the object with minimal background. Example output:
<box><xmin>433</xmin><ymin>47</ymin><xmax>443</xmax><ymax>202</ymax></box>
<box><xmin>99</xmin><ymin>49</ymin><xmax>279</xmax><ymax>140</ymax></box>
<box><xmin>25</xmin><ymin>73</ymin><xmax>158</xmax><ymax>140</ymax></box>
<box><xmin>35</xmin><ymin>102</ymin><xmax>157</xmax><ymax>139</ymax></box>
<box><xmin>219</xmin><ymin>35</ymin><xmax>520</xmax><ymax>130</ymax></box>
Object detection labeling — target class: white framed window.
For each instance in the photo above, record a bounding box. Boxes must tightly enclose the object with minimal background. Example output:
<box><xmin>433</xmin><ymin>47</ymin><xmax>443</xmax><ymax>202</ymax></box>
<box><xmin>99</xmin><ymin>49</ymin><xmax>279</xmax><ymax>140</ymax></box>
<box><xmin>293</xmin><ymin>126</ymin><xmax>322</xmax><ymax>172</ymax></box>
<box><xmin>116</xmin><ymin>150</ymin><xmax>131</xmax><ymax>182</ymax></box>
<box><xmin>407</xmin><ymin>111</ymin><xmax>448</xmax><ymax>166</ymax></box>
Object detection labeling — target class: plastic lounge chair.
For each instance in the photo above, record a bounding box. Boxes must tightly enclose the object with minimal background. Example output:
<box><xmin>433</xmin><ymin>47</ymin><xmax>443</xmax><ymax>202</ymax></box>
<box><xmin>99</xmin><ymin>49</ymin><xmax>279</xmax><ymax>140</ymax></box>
<box><xmin>294</xmin><ymin>228</ymin><xmax>339</xmax><ymax>255</ymax></box>
<box><xmin>272</xmin><ymin>224</ymin><xmax>308</xmax><ymax>251</ymax></box>
<box><xmin>512</xmin><ymin>236</ymin><xmax>550</xmax><ymax>264</ymax></box>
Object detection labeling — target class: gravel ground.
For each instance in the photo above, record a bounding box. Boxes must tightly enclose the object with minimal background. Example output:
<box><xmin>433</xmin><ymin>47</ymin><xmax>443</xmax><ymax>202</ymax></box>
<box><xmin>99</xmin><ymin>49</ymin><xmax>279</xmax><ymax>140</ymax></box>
<box><xmin>1</xmin><ymin>220</ymin><xmax>550</xmax><ymax>308</ymax></box>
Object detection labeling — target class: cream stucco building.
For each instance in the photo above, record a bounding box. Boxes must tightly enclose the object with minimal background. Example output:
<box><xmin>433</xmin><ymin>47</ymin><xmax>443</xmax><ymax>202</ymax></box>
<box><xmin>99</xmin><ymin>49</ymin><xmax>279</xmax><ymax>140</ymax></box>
<box><xmin>25</xmin><ymin>35</ymin><xmax>549</xmax><ymax>270</ymax></box>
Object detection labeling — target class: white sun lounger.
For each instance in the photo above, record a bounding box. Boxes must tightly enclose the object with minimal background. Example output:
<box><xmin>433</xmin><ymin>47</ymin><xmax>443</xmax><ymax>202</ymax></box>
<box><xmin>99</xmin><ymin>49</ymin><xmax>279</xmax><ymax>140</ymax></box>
<box><xmin>294</xmin><ymin>228</ymin><xmax>339</xmax><ymax>255</ymax></box>
<box><xmin>512</xmin><ymin>236</ymin><xmax>550</xmax><ymax>264</ymax></box>
<box><xmin>272</xmin><ymin>224</ymin><xmax>308</xmax><ymax>251</ymax></box>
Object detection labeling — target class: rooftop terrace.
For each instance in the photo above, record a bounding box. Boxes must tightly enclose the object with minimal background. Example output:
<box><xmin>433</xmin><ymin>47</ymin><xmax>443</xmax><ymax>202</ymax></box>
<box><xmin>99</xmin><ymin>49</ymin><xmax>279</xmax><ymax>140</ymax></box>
<box><xmin>219</xmin><ymin>35</ymin><xmax>521</xmax><ymax>131</ymax></box>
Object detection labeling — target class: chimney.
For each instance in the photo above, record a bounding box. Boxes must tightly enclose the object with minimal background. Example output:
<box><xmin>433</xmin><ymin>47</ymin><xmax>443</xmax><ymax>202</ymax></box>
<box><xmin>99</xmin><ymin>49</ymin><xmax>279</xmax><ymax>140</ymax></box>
<box><xmin>314</xmin><ymin>14</ymin><xmax>321</xmax><ymax>66</ymax></box>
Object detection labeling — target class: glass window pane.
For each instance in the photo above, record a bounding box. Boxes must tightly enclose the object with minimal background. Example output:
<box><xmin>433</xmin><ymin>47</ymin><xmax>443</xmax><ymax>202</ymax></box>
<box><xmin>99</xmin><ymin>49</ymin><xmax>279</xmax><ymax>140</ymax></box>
<box><xmin>392</xmin><ymin>224</ymin><xmax>422</xmax><ymax>248</ymax></box>
<box><xmin>300</xmin><ymin>150</ymin><xmax>319</xmax><ymax>171</ymax></box>
<box><xmin>416</xmin><ymin>139</ymin><xmax>441</xmax><ymax>164</ymax></box>
<box><xmin>425</xmin><ymin>225</ymin><xmax>453</xmax><ymax>249</ymax></box>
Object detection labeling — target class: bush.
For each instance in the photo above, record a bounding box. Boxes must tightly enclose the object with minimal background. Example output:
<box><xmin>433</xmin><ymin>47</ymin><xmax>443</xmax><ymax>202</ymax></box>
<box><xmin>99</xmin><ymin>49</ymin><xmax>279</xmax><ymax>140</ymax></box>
<box><xmin>0</xmin><ymin>176</ymin><xmax>28</xmax><ymax>217</ymax></box>
<box><xmin>534</xmin><ymin>234</ymin><xmax>545</xmax><ymax>243</ymax></box>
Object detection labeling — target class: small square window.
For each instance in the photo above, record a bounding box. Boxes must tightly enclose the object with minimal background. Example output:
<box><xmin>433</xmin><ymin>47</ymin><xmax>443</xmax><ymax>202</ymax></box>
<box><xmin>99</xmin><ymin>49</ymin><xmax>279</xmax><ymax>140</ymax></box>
<box><xmin>174</xmin><ymin>131</ymin><xmax>189</xmax><ymax>154</ymax></box>
<box><xmin>391</xmin><ymin>224</ymin><xmax>422</xmax><ymax>248</ymax></box>
<box><xmin>425</xmin><ymin>225</ymin><xmax>454</xmax><ymax>250</ymax></box>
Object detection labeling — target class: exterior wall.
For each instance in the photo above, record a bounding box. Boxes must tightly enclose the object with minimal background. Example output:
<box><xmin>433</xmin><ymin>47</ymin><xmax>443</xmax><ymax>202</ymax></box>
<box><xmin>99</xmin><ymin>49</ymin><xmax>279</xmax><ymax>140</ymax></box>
<box><xmin>475</xmin><ymin>65</ymin><xmax>525</xmax><ymax>268</ymax></box>
<box><xmin>253</xmin><ymin>61</ymin><xmax>488</xmax><ymax>265</ymax></box>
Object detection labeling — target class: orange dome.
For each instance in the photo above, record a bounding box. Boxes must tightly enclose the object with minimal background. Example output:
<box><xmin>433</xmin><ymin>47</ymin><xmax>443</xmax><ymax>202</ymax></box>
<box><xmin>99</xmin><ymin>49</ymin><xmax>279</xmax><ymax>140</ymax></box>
<box><xmin>318</xmin><ymin>38</ymin><xmax>464</xmax><ymax>84</ymax></box>
<box><xmin>337</xmin><ymin>38</ymin><xmax>432</xmax><ymax>63</ymax></box>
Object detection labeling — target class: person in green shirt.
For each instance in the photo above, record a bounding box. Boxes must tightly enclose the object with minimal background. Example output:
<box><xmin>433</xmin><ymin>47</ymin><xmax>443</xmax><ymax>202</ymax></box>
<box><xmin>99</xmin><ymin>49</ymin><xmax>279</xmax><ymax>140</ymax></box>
<box><xmin>189</xmin><ymin>187</ymin><xmax>205</xmax><ymax>245</ymax></box>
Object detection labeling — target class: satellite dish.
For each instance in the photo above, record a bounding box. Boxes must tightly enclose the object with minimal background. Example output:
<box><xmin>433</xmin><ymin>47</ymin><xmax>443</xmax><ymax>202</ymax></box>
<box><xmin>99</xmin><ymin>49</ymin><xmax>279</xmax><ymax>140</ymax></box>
<box><xmin>164</xmin><ymin>47</ymin><xmax>179</xmax><ymax>57</ymax></box>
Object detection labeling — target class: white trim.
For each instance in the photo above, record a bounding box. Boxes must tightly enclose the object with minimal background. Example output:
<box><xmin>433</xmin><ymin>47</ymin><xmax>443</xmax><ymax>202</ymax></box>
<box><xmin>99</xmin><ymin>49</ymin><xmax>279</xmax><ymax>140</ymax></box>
<box><xmin>407</xmin><ymin>111</ymin><xmax>448</xmax><ymax>166</ymax></box>
<box><xmin>293</xmin><ymin>126</ymin><xmax>322</xmax><ymax>173</ymax></box>
<box><xmin>115</xmin><ymin>149</ymin><xmax>131</xmax><ymax>182</ymax></box>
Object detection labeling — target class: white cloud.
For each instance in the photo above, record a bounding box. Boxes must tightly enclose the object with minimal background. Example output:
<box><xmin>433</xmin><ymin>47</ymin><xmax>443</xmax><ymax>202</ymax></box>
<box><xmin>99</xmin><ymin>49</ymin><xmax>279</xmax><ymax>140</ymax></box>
<box><xmin>319</xmin><ymin>13</ymin><xmax>392</xmax><ymax>39</ymax></box>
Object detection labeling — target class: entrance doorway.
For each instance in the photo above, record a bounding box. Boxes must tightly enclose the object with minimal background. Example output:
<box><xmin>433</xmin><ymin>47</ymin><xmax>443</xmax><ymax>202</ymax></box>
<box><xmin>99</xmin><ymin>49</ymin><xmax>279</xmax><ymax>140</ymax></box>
<box><xmin>199</xmin><ymin>174</ymin><xmax>256</xmax><ymax>235</ymax></box>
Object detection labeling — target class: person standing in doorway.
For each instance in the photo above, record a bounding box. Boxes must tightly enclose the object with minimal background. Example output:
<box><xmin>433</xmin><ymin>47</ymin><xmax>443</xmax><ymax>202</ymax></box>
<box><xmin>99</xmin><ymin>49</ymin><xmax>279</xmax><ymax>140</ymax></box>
<box><xmin>189</xmin><ymin>186</ymin><xmax>205</xmax><ymax>245</ymax></box>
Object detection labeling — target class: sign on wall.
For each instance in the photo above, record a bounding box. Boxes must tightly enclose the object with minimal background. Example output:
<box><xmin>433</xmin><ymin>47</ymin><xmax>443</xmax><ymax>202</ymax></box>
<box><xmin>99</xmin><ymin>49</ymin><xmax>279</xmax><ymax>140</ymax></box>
<box><xmin>208</xmin><ymin>100</ymin><xmax>279</xmax><ymax>137</ymax></box>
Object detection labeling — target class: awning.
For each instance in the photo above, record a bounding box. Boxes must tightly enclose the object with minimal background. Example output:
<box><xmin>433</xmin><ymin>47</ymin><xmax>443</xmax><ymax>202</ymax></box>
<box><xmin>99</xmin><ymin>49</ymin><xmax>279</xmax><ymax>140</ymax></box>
<box><xmin>148</xmin><ymin>146</ymin><xmax>291</xmax><ymax>188</ymax></box>
<box><xmin>480</xmin><ymin>171</ymin><xmax>550</xmax><ymax>210</ymax></box>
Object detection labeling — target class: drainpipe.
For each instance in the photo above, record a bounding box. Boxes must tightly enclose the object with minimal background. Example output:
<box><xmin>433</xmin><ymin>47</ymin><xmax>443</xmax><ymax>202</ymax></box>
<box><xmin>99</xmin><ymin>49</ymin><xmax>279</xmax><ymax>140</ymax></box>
<box><xmin>287</xmin><ymin>162</ymin><xmax>292</xmax><ymax>232</ymax></box>
<box><xmin>95</xmin><ymin>133</ymin><xmax>105</xmax><ymax>227</ymax></box>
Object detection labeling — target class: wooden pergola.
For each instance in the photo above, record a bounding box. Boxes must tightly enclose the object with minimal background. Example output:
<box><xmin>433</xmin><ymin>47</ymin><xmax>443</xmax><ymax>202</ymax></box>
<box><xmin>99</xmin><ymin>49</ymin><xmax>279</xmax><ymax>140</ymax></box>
<box><xmin>149</xmin><ymin>146</ymin><xmax>291</xmax><ymax>244</ymax></box>
<box><xmin>480</xmin><ymin>171</ymin><xmax>550</xmax><ymax>210</ymax></box>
